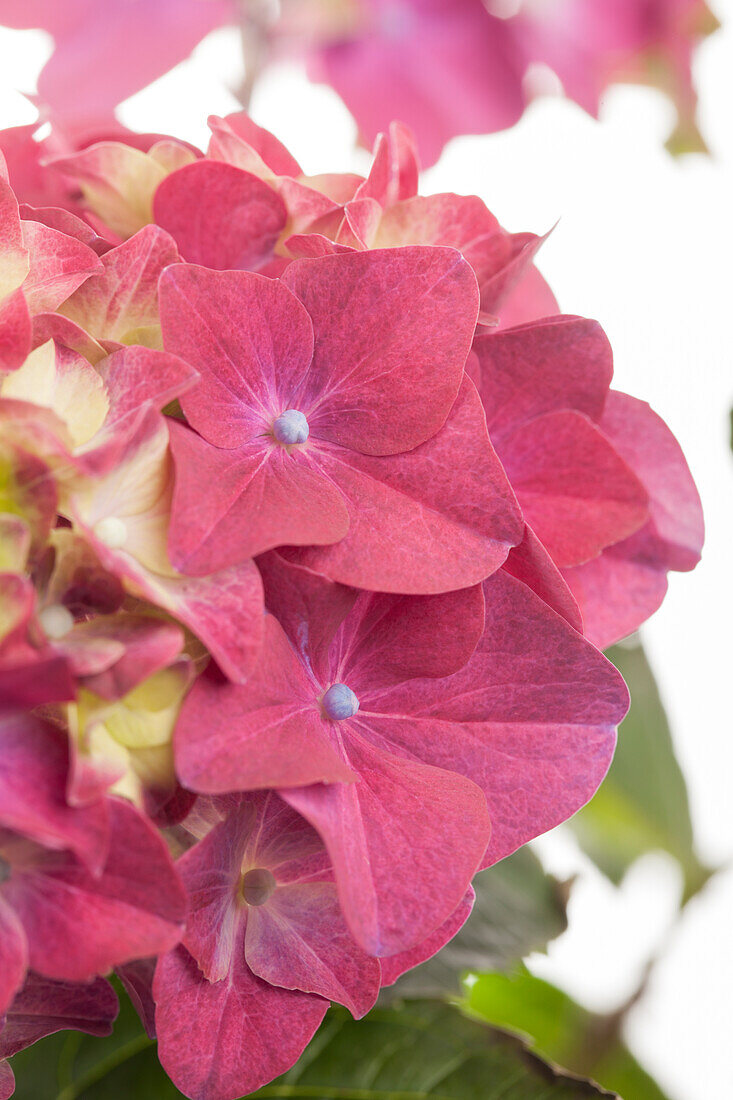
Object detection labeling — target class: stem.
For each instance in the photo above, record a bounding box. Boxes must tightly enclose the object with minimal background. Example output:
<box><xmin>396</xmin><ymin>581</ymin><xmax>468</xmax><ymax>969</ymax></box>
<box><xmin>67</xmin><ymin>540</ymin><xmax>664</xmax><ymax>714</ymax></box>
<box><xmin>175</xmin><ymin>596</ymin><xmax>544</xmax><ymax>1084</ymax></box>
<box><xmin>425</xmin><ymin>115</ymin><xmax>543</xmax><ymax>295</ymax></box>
<box><xmin>55</xmin><ymin>1033</ymin><xmax>153</xmax><ymax>1100</ymax></box>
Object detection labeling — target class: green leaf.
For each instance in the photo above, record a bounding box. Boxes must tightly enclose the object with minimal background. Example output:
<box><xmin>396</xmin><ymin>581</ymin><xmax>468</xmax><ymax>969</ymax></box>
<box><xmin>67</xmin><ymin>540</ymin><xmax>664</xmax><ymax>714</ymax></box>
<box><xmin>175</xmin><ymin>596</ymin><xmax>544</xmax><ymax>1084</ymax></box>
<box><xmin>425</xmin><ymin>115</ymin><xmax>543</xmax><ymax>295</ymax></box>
<box><xmin>467</xmin><ymin>969</ymin><xmax>669</xmax><ymax>1100</ymax></box>
<box><xmin>568</xmin><ymin>641</ymin><xmax>711</xmax><ymax>900</ymax></box>
<box><xmin>386</xmin><ymin>847</ymin><xmax>568</xmax><ymax>999</ymax></box>
<box><xmin>253</xmin><ymin>1001</ymin><xmax>620</xmax><ymax>1099</ymax></box>
<box><xmin>10</xmin><ymin>994</ymin><xmax>619</xmax><ymax>1099</ymax></box>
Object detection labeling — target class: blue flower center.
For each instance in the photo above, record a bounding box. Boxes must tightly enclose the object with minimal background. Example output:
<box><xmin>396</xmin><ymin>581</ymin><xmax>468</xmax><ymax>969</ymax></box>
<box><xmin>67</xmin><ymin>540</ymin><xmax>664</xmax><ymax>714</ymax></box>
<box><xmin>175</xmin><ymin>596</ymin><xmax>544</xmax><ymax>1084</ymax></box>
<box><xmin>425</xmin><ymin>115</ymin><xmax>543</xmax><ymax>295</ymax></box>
<box><xmin>322</xmin><ymin>683</ymin><xmax>359</xmax><ymax>720</ymax></box>
<box><xmin>273</xmin><ymin>409</ymin><xmax>309</xmax><ymax>445</ymax></box>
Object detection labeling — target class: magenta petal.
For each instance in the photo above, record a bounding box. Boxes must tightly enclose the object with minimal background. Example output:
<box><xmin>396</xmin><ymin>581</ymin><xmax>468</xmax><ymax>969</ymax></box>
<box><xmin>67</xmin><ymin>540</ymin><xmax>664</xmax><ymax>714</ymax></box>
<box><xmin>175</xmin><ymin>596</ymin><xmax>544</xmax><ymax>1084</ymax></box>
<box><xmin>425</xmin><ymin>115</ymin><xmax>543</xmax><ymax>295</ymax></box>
<box><xmin>281</xmin><ymin>247</ymin><xmax>479</xmax><ymax>454</ymax></box>
<box><xmin>154</xmin><ymin>941</ymin><xmax>328</xmax><ymax>1100</ymax></box>
<box><xmin>368</xmin><ymin>570</ymin><xmax>627</xmax><ymax>866</ymax></box>
<box><xmin>503</xmin><ymin>525</ymin><xmax>584</xmax><ymax>633</ymax></box>
<box><xmin>20</xmin><ymin>219</ymin><xmax>102</xmax><ymax>313</ymax></box>
<box><xmin>379</xmin><ymin>887</ymin><xmax>475</xmax><ymax>987</ymax></box>
<box><xmin>0</xmin><ymin>972</ymin><xmax>118</xmax><ymax>1059</ymax></box>
<box><xmin>175</xmin><ymin>617</ymin><xmax>355</xmax><ymax>793</ymax></box>
<box><xmin>167</xmin><ymin>421</ymin><xmax>349</xmax><ymax>574</ymax></box>
<box><xmin>337</xmin><ymin>585</ymin><xmax>486</xmax><ymax>694</ymax></box>
<box><xmin>283</xmin><ymin>732</ymin><xmax>491</xmax><ymax>956</ymax></box>
<box><xmin>6</xmin><ymin>798</ymin><xmax>185</xmax><ymax>981</ymax></box>
<box><xmin>208</xmin><ymin>111</ymin><xmax>303</xmax><ymax>177</ymax></box>
<box><xmin>499</xmin><ymin>409</ymin><xmax>649</xmax><ymax>567</ymax></box>
<box><xmin>60</xmin><ymin>224</ymin><xmax>178</xmax><ymax>343</ymax></box>
<box><xmin>115</xmin><ymin>957</ymin><xmax>156</xmax><ymax>1038</ymax></box>
<box><xmin>0</xmin><ymin>898</ymin><xmax>27</xmax><ymax>1018</ymax></box>
<box><xmin>473</xmin><ymin>317</ymin><xmax>613</xmax><ymax>440</ymax></box>
<box><xmin>160</xmin><ymin>264</ymin><xmax>314</xmax><ymax>449</ymax></box>
<box><xmin>0</xmin><ymin>714</ymin><xmax>108</xmax><ymax>873</ymax></box>
<box><xmin>246</xmin><ymin>882</ymin><xmax>381</xmax><ymax>1018</ymax></box>
<box><xmin>287</xmin><ymin>377</ymin><xmax>523</xmax><ymax>593</ymax></box>
<box><xmin>71</xmin><ymin>614</ymin><xmax>184</xmax><ymax>699</ymax></box>
<box><xmin>0</xmin><ymin>1061</ymin><xmax>12</xmax><ymax>1100</ymax></box>
<box><xmin>154</xmin><ymin>161</ymin><xmax>287</xmax><ymax>271</ymax></box>
<box><xmin>598</xmin><ymin>391</ymin><xmax>704</xmax><ymax>572</ymax></box>
<box><xmin>561</xmin><ymin>538</ymin><xmax>670</xmax><ymax>650</ymax></box>
<box><xmin>98</xmin><ymin>344</ymin><xmax>199</xmax><ymax>423</ymax></box>
<box><xmin>0</xmin><ymin>290</ymin><xmax>31</xmax><ymax>372</ymax></box>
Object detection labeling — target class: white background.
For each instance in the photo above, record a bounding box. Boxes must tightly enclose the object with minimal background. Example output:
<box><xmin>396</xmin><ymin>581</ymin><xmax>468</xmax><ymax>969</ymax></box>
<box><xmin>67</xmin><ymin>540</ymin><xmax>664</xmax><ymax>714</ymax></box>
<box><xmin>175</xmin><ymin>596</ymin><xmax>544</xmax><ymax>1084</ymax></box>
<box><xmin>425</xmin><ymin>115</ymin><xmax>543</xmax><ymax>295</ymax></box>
<box><xmin>0</xmin><ymin>5</ymin><xmax>731</xmax><ymax>1097</ymax></box>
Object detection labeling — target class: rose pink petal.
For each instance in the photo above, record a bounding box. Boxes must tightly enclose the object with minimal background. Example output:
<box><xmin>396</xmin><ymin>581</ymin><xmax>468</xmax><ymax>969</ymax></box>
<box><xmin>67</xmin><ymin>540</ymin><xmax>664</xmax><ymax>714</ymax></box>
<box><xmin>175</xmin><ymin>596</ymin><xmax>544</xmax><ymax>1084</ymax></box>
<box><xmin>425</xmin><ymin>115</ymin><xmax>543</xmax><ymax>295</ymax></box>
<box><xmin>598</xmin><ymin>391</ymin><xmax>704</xmax><ymax>572</ymax></box>
<box><xmin>73</xmin><ymin>614</ymin><xmax>184</xmax><ymax>700</ymax></box>
<box><xmin>154</xmin><ymin>160</ymin><xmax>287</xmax><ymax>271</ymax></box>
<box><xmin>25</xmin><ymin>1</ymin><xmax>232</xmax><ymax>137</ymax></box>
<box><xmin>207</xmin><ymin>111</ymin><xmax>303</xmax><ymax>177</ymax></box>
<box><xmin>258</xmin><ymin>552</ymin><xmax>484</xmax><ymax>690</ymax></box>
<box><xmin>97</xmin><ymin>344</ymin><xmax>198</xmax><ymax>424</ymax></box>
<box><xmin>0</xmin><ymin>1061</ymin><xmax>11</xmax><ymax>1100</ymax></box>
<box><xmin>280</xmin><ymin>247</ymin><xmax>478</xmax><ymax>454</ymax></box>
<box><xmin>473</xmin><ymin>316</ymin><xmax>613</xmax><ymax>439</ymax></box>
<box><xmin>167</xmin><ymin>419</ymin><xmax>350</xmax><ymax>575</ymax></box>
<box><xmin>0</xmin><ymin>971</ymin><xmax>118</xmax><ymax>1058</ymax></box>
<box><xmin>0</xmin><ymin>714</ymin><xmax>109</xmax><ymax>873</ymax></box>
<box><xmin>0</xmin><ymin>290</ymin><xmax>31</xmax><ymax>371</ymax></box>
<box><xmin>115</xmin><ymin>958</ymin><xmax>157</xmax><ymax>1037</ymax></box>
<box><xmin>174</xmin><ymin>616</ymin><xmax>356</xmax><ymax>793</ymax></box>
<box><xmin>379</xmin><ymin>887</ymin><xmax>475</xmax><ymax>986</ymax></box>
<box><xmin>362</xmin><ymin>569</ymin><xmax>627</xmax><ymax>867</ymax></box>
<box><xmin>19</xmin><ymin>202</ymin><xmax>106</xmax><ymax>252</ymax></box>
<box><xmin>286</xmin><ymin>376</ymin><xmax>523</xmax><ymax>593</ymax></box>
<box><xmin>161</xmin><ymin>264</ymin><xmax>315</xmax><ymax>450</ymax></box>
<box><xmin>496</xmin><ymin>264</ymin><xmax>560</xmax><ymax>329</ymax></box>
<box><xmin>498</xmin><ymin>408</ymin><xmax>649</xmax><ymax>567</ymax></box>
<box><xmin>59</xmin><ymin>224</ymin><xmax>178</xmax><ymax>344</ymax></box>
<box><xmin>5</xmin><ymin>797</ymin><xmax>185</xmax><ymax>981</ymax></box>
<box><xmin>154</xmin><ymin>938</ymin><xmax>328</xmax><ymax>1100</ymax></box>
<box><xmin>503</xmin><ymin>525</ymin><xmax>584</xmax><ymax>633</ymax></box>
<box><xmin>0</xmin><ymin>898</ymin><xmax>27</xmax><ymax>1018</ymax></box>
<box><xmin>246</xmin><ymin>881</ymin><xmax>380</xmax><ymax>1018</ymax></box>
<box><xmin>312</xmin><ymin>0</ymin><xmax>525</xmax><ymax>167</ymax></box>
<box><xmin>20</xmin><ymin>218</ymin><xmax>103</xmax><ymax>313</ymax></box>
<box><xmin>283</xmin><ymin>733</ymin><xmax>490</xmax><ymax>956</ymax></box>
<box><xmin>561</xmin><ymin>535</ymin><xmax>671</xmax><ymax>650</ymax></box>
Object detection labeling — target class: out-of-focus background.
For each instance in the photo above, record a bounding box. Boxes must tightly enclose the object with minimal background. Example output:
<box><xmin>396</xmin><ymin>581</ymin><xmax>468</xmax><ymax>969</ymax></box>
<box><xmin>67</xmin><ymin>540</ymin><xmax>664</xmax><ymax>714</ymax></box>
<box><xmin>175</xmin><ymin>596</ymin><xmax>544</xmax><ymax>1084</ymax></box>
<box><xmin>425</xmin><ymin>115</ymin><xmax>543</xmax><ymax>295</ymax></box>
<box><xmin>1</xmin><ymin>4</ymin><xmax>730</xmax><ymax>1096</ymax></box>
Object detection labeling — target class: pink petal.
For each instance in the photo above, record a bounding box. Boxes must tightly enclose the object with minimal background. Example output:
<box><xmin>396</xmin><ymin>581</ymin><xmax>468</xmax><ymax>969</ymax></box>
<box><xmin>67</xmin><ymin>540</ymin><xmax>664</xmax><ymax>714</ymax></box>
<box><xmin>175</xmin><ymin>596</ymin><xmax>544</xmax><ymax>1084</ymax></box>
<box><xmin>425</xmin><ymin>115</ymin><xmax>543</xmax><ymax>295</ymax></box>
<box><xmin>561</xmin><ymin>536</ymin><xmax>670</xmax><ymax>650</ymax></box>
<box><xmin>0</xmin><ymin>714</ymin><xmax>108</xmax><ymax>873</ymax></box>
<box><xmin>154</xmin><ymin>940</ymin><xmax>328</xmax><ymax>1100</ymax></box>
<box><xmin>69</xmin><ymin>614</ymin><xmax>184</xmax><ymax>699</ymax></box>
<box><xmin>598</xmin><ymin>391</ymin><xmax>703</xmax><ymax>571</ymax></box>
<box><xmin>334</xmin><ymin>585</ymin><xmax>486</xmax><ymax>694</ymax></box>
<box><xmin>503</xmin><ymin>525</ymin><xmax>583</xmax><ymax>633</ymax></box>
<box><xmin>281</xmin><ymin>247</ymin><xmax>479</xmax><ymax>454</ymax></box>
<box><xmin>6</xmin><ymin>797</ymin><xmax>185</xmax><ymax>981</ymax></box>
<box><xmin>167</xmin><ymin>420</ymin><xmax>349</xmax><ymax>574</ymax></box>
<box><xmin>154</xmin><ymin>161</ymin><xmax>287</xmax><ymax>271</ymax></box>
<box><xmin>60</xmin><ymin>224</ymin><xmax>178</xmax><ymax>343</ymax></box>
<box><xmin>20</xmin><ymin>218</ymin><xmax>102</xmax><ymax>313</ymax></box>
<box><xmin>98</xmin><ymin>344</ymin><xmax>199</xmax><ymax>424</ymax></box>
<box><xmin>496</xmin><ymin>264</ymin><xmax>560</xmax><ymax>329</ymax></box>
<box><xmin>174</xmin><ymin>616</ymin><xmax>356</xmax><ymax>793</ymax></box>
<box><xmin>473</xmin><ymin>317</ymin><xmax>613</xmax><ymax>440</ymax></box>
<box><xmin>379</xmin><ymin>887</ymin><xmax>475</xmax><ymax>986</ymax></box>
<box><xmin>208</xmin><ymin>112</ymin><xmax>303</xmax><ymax>177</ymax></box>
<box><xmin>0</xmin><ymin>898</ymin><xmax>27</xmax><ymax>1018</ymax></box>
<box><xmin>365</xmin><ymin>569</ymin><xmax>627</xmax><ymax>867</ymax></box>
<box><xmin>287</xmin><ymin>377</ymin><xmax>523</xmax><ymax>593</ymax></box>
<box><xmin>0</xmin><ymin>290</ymin><xmax>31</xmax><ymax>372</ymax></box>
<box><xmin>160</xmin><ymin>264</ymin><xmax>314</xmax><ymax>449</ymax></box>
<box><xmin>246</xmin><ymin>881</ymin><xmax>381</xmax><ymax>1017</ymax></box>
<box><xmin>115</xmin><ymin>957</ymin><xmax>156</xmax><ymax>1037</ymax></box>
<box><xmin>0</xmin><ymin>972</ymin><xmax>118</xmax><ymax>1058</ymax></box>
<box><xmin>498</xmin><ymin>409</ymin><xmax>649</xmax><ymax>567</ymax></box>
<box><xmin>373</xmin><ymin>193</ymin><xmax>499</xmax><ymax>255</ymax></box>
<box><xmin>283</xmin><ymin>732</ymin><xmax>491</xmax><ymax>956</ymax></box>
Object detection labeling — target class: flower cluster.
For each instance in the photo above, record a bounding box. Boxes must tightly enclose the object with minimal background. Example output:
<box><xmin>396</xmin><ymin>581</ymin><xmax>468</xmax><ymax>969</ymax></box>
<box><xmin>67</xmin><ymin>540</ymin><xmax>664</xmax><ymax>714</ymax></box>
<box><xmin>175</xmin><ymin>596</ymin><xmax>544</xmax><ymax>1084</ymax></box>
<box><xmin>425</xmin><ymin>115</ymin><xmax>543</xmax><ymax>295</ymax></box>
<box><xmin>0</xmin><ymin>114</ymin><xmax>702</xmax><ymax>1099</ymax></box>
<box><xmin>0</xmin><ymin>0</ymin><xmax>716</xmax><ymax>160</ymax></box>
